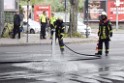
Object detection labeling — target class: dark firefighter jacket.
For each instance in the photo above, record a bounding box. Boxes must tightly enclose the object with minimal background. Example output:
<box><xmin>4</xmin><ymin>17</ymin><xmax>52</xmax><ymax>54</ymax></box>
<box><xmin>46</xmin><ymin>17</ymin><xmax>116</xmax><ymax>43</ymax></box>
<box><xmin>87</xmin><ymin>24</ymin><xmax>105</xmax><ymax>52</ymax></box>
<box><xmin>54</xmin><ymin>19</ymin><xmax>65</xmax><ymax>39</ymax></box>
<box><xmin>98</xmin><ymin>19</ymin><xmax>113</xmax><ymax>40</ymax></box>
<box><xmin>14</xmin><ymin>14</ymin><xmax>21</xmax><ymax>26</ymax></box>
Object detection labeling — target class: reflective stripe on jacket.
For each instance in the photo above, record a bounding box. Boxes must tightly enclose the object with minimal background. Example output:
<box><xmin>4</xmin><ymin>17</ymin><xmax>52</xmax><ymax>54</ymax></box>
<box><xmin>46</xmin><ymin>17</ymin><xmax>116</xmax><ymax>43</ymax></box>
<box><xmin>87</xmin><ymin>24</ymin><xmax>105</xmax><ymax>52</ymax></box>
<box><xmin>98</xmin><ymin>20</ymin><xmax>112</xmax><ymax>39</ymax></box>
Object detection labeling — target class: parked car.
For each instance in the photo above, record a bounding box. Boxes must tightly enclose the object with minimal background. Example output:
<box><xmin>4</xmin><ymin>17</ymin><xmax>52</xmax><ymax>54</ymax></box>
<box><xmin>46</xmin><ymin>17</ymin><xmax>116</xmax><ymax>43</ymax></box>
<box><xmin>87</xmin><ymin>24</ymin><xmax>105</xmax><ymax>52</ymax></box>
<box><xmin>77</xmin><ymin>21</ymin><xmax>91</xmax><ymax>35</ymax></box>
<box><xmin>64</xmin><ymin>21</ymin><xmax>92</xmax><ymax>35</ymax></box>
<box><xmin>22</xmin><ymin>19</ymin><xmax>41</xmax><ymax>34</ymax></box>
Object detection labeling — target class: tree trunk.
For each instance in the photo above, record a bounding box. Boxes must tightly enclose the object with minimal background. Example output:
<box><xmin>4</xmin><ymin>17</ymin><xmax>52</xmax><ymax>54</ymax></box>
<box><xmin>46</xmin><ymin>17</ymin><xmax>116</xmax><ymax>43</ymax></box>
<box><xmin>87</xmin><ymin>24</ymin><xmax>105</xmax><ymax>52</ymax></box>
<box><xmin>69</xmin><ymin>0</ymin><xmax>79</xmax><ymax>37</ymax></box>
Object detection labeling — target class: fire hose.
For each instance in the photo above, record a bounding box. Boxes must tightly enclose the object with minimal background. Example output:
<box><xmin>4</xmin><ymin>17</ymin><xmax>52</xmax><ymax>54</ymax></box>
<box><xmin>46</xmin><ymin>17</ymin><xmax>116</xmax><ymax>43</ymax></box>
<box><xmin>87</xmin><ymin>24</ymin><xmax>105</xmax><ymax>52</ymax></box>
<box><xmin>64</xmin><ymin>44</ymin><xmax>101</xmax><ymax>60</ymax></box>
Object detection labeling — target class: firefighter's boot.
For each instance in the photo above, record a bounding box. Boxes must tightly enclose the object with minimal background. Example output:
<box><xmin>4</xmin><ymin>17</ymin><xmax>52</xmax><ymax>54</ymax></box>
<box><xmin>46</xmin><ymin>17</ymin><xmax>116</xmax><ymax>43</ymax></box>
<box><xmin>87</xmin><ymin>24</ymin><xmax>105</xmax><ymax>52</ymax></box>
<box><xmin>105</xmin><ymin>51</ymin><xmax>109</xmax><ymax>56</ymax></box>
<box><xmin>105</xmin><ymin>53</ymin><xmax>108</xmax><ymax>56</ymax></box>
<box><xmin>95</xmin><ymin>51</ymin><xmax>102</xmax><ymax>58</ymax></box>
<box><xmin>60</xmin><ymin>48</ymin><xmax>64</xmax><ymax>54</ymax></box>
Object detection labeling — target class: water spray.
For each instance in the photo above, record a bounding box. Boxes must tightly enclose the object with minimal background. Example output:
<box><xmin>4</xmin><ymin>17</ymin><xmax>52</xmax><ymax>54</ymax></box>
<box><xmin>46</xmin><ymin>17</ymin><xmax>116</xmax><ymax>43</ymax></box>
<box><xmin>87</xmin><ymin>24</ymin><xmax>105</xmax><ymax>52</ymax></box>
<box><xmin>52</xmin><ymin>29</ymin><xmax>56</xmax><ymax>56</ymax></box>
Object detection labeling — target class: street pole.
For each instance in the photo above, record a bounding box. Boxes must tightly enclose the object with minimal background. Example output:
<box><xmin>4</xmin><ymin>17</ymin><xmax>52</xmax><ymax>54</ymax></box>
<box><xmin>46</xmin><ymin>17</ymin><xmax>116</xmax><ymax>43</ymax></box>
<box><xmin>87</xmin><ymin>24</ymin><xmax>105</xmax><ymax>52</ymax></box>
<box><xmin>65</xmin><ymin>0</ymin><xmax>67</xmax><ymax>34</ymax></box>
<box><xmin>116</xmin><ymin>0</ymin><xmax>120</xmax><ymax>31</ymax></box>
<box><xmin>85</xmin><ymin>0</ymin><xmax>89</xmax><ymax>38</ymax></box>
<box><xmin>30</xmin><ymin>1</ymin><xmax>34</xmax><ymax>20</ymax></box>
<box><xmin>0</xmin><ymin>0</ymin><xmax>4</xmax><ymax>38</ymax></box>
<box><xmin>27</xmin><ymin>0</ymin><xmax>30</xmax><ymax>43</ymax></box>
<box><xmin>116</xmin><ymin>6</ymin><xmax>119</xmax><ymax>31</ymax></box>
<box><xmin>70</xmin><ymin>6</ymin><xmax>73</xmax><ymax>38</ymax></box>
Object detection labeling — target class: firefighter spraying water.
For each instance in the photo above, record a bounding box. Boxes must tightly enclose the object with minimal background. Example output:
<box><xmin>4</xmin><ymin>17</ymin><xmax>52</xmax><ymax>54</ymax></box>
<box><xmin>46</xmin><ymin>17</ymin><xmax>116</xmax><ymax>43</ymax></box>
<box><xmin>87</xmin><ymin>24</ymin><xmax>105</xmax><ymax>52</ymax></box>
<box><xmin>54</xmin><ymin>17</ymin><xmax>65</xmax><ymax>54</ymax></box>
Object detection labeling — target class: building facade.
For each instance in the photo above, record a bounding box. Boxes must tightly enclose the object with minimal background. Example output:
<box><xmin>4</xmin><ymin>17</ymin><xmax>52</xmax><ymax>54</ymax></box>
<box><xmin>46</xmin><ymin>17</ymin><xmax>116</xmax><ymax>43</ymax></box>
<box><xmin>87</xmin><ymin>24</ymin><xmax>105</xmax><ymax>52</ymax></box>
<box><xmin>0</xmin><ymin>0</ymin><xmax>19</xmax><ymax>36</ymax></box>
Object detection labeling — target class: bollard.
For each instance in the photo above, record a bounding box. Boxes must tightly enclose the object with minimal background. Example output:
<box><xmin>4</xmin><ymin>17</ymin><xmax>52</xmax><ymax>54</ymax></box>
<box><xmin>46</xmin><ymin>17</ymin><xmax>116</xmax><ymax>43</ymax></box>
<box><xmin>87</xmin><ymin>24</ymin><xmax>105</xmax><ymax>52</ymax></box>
<box><xmin>85</xmin><ymin>28</ymin><xmax>89</xmax><ymax>38</ymax></box>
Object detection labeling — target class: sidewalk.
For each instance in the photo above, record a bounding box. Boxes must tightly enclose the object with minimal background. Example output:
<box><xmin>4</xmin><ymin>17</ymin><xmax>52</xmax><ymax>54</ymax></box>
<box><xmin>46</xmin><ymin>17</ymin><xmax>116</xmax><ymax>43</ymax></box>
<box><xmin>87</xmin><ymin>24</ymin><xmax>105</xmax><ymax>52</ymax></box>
<box><xmin>92</xmin><ymin>28</ymin><xmax>124</xmax><ymax>34</ymax></box>
<box><xmin>0</xmin><ymin>29</ymin><xmax>123</xmax><ymax>46</ymax></box>
<box><xmin>0</xmin><ymin>34</ymin><xmax>98</xmax><ymax>46</ymax></box>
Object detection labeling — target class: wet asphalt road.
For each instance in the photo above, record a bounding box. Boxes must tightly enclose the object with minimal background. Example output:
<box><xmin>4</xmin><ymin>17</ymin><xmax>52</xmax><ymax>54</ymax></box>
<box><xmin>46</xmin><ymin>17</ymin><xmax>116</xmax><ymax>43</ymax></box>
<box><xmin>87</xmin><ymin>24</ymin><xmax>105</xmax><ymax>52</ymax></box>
<box><xmin>0</xmin><ymin>35</ymin><xmax>124</xmax><ymax>83</ymax></box>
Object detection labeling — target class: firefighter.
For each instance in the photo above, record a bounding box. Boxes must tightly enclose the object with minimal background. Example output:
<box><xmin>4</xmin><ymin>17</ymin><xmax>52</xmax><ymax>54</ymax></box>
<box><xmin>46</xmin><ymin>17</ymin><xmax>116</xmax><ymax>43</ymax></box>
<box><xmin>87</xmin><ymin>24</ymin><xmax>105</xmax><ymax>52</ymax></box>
<box><xmin>54</xmin><ymin>17</ymin><xmax>65</xmax><ymax>54</ymax></box>
<box><xmin>39</xmin><ymin>11</ymin><xmax>47</xmax><ymax>39</ymax></box>
<box><xmin>50</xmin><ymin>13</ymin><xmax>56</xmax><ymax>39</ymax></box>
<box><xmin>95</xmin><ymin>12</ymin><xmax>113</xmax><ymax>57</ymax></box>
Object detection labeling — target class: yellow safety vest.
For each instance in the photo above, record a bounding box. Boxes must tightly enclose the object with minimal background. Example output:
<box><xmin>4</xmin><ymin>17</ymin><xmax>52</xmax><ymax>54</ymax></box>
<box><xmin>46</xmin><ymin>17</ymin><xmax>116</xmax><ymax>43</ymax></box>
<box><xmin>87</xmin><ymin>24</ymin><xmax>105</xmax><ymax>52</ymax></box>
<box><xmin>50</xmin><ymin>16</ymin><xmax>56</xmax><ymax>25</ymax></box>
<box><xmin>40</xmin><ymin>14</ymin><xmax>46</xmax><ymax>23</ymax></box>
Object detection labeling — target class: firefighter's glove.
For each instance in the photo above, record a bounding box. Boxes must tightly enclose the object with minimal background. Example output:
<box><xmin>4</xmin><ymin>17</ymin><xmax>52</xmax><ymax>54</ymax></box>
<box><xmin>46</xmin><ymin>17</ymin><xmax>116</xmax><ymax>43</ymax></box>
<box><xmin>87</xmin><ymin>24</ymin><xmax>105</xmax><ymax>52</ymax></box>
<box><xmin>110</xmin><ymin>32</ymin><xmax>113</xmax><ymax>37</ymax></box>
<box><xmin>59</xmin><ymin>34</ymin><xmax>63</xmax><ymax>40</ymax></box>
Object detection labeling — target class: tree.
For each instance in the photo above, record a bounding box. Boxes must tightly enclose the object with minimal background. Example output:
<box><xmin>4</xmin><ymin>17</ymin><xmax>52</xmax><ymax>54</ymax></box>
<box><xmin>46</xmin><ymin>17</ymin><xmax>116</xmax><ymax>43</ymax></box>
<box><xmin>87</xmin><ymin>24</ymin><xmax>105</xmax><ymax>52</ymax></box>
<box><xmin>69</xmin><ymin>0</ymin><xmax>79</xmax><ymax>37</ymax></box>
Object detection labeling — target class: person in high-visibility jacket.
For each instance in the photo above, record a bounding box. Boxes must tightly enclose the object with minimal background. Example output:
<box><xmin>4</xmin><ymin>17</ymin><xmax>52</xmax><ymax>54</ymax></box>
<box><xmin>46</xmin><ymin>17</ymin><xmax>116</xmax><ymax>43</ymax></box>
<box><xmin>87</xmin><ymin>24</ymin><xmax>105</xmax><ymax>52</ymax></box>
<box><xmin>95</xmin><ymin>12</ymin><xmax>113</xmax><ymax>57</ymax></box>
<box><xmin>54</xmin><ymin>17</ymin><xmax>65</xmax><ymax>54</ymax></box>
<box><xmin>50</xmin><ymin>13</ymin><xmax>56</xmax><ymax>39</ymax></box>
<box><xmin>39</xmin><ymin>11</ymin><xmax>47</xmax><ymax>39</ymax></box>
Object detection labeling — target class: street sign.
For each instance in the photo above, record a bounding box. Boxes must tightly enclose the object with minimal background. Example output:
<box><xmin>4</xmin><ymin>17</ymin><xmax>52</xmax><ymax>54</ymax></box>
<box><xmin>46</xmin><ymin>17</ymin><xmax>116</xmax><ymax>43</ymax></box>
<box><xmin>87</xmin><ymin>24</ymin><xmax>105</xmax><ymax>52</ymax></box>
<box><xmin>116</xmin><ymin>0</ymin><xmax>120</xmax><ymax>6</ymax></box>
<box><xmin>4</xmin><ymin>0</ymin><xmax>19</xmax><ymax>11</ymax></box>
<box><xmin>34</xmin><ymin>5</ymin><xmax>51</xmax><ymax>22</ymax></box>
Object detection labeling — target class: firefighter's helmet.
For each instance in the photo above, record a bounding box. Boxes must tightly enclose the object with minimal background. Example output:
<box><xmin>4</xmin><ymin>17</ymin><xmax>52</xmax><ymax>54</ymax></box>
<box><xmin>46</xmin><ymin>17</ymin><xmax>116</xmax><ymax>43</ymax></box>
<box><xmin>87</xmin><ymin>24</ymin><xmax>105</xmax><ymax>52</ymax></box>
<box><xmin>101</xmin><ymin>12</ymin><xmax>107</xmax><ymax>16</ymax></box>
<box><xmin>57</xmin><ymin>16</ymin><xmax>63</xmax><ymax>21</ymax></box>
<box><xmin>100</xmin><ymin>12</ymin><xmax>107</xmax><ymax>20</ymax></box>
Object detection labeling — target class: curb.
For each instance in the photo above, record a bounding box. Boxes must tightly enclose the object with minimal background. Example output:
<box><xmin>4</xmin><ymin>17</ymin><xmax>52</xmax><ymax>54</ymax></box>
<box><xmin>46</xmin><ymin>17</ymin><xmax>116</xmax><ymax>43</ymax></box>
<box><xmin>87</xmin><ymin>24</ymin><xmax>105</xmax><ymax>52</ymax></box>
<box><xmin>0</xmin><ymin>39</ymin><xmax>97</xmax><ymax>47</ymax></box>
